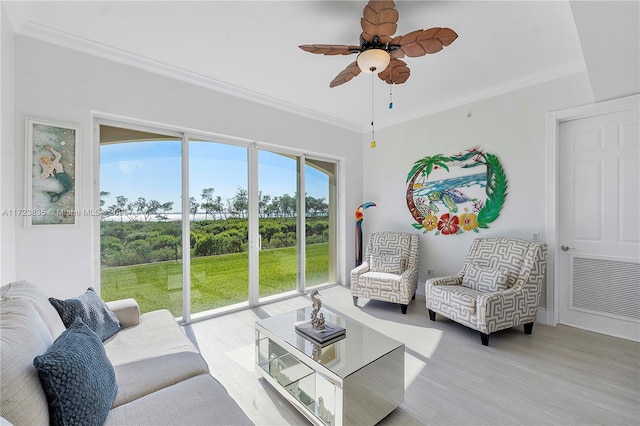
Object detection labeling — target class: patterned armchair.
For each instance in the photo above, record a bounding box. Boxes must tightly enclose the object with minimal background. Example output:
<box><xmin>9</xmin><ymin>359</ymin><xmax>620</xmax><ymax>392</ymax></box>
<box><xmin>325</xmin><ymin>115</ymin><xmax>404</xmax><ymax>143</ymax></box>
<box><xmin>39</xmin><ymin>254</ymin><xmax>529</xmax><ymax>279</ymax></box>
<box><xmin>426</xmin><ymin>237</ymin><xmax>547</xmax><ymax>345</ymax></box>
<box><xmin>351</xmin><ymin>231</ymin><xmax>420</xmax><ymax>314</ymax></box>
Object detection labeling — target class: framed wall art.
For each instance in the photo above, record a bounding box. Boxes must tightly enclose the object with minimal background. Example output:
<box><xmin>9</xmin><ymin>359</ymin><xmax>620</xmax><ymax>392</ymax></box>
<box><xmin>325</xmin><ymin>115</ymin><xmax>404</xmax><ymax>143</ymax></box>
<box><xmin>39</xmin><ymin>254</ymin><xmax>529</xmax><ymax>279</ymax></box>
<box><xmin>406</xmin><ymin>145</ymin><xmax>508</xmax><ymax>236</ymax></box>
<box><xmin>25</xmin><ymin>118</ymin><xmax>80</xmax><ymax>227</ymax></box>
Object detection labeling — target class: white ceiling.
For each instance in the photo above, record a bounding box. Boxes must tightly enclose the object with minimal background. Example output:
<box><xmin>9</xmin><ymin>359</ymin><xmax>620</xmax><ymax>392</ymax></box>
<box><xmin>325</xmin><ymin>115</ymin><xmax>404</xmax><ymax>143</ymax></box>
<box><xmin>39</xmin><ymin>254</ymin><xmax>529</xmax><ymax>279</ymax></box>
<box><xmin>4</xmin><ymin>1</ymin><xmax>638</xmax><ymax>132</ymax></box>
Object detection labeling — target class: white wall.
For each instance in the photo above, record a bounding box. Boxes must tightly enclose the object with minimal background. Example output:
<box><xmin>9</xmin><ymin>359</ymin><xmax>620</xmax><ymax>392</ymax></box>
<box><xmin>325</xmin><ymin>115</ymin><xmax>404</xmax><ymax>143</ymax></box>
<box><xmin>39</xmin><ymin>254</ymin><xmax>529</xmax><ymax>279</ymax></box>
<box><xmin>1</xmin><ymin>4</ymin><xmax>17</xmax><ymax>284</ymax></box>
<box><xmin>362</xmin><ymin>72</ymin><xmax>595</xmax><ymax>305</ymax></box>
<box><xmin>7</xmin><ymin>34</ymin><xmax>603</xmax><ymax>307</ymax></box>
<box><xmin>11</xmin><ymin>36</ymin><xmax>362</xmax><ymax>298</ymax></box>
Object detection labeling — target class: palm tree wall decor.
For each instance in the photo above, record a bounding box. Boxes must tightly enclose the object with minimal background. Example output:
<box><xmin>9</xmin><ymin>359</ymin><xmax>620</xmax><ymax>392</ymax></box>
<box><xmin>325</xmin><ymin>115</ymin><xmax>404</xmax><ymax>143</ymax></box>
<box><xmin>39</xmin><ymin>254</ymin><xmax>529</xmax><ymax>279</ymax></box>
<box><xmin>406</xmin><ymin>146</ymin><xmax>507</xmax><ymax>236</ymax></box>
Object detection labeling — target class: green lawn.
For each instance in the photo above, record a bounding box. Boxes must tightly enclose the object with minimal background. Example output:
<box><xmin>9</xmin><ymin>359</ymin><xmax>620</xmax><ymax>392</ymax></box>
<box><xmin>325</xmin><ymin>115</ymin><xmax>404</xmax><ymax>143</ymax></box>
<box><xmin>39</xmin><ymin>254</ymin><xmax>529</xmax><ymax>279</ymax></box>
<box><xmin>101</xmin><ymin>243</ymin><xmax>329</xmax><ymax>316</ymax></box>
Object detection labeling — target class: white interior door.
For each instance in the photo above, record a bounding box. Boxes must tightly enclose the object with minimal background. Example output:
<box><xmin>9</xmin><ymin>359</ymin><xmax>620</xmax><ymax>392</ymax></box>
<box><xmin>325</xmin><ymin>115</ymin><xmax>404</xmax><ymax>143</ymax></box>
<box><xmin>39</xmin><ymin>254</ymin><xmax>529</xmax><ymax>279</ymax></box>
<box><xmin>558</xmin><ymin>107</ymin><xmax>640</xmax><ymax>341</ymax></box>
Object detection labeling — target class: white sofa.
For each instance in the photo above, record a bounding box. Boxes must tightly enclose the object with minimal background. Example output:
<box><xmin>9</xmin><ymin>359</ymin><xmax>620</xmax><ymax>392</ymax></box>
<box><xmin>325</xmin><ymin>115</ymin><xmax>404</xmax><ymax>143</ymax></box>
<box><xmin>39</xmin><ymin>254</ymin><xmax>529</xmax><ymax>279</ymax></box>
<box><xmin>0</xmin><ymin>281</ymin><xmax>253</xmax><ymax>425</ymax></box>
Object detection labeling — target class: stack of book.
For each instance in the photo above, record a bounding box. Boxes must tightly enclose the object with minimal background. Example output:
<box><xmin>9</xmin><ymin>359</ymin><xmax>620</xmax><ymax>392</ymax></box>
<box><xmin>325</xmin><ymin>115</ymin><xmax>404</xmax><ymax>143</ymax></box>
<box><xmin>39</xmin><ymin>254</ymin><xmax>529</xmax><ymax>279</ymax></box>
<box><xmin>294</xmin><ymin>320</ymin><xmax>346</xmax><ymax>346</ymax></box>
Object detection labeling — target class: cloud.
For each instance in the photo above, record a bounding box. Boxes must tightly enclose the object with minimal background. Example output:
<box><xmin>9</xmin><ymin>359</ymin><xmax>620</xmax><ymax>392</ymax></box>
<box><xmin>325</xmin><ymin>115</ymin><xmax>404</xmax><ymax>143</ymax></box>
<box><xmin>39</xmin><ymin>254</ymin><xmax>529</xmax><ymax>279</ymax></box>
<box><xmin>118</xmin><ymin>161</ymin><xmax>143</xmax><ymax>174</ymax></box>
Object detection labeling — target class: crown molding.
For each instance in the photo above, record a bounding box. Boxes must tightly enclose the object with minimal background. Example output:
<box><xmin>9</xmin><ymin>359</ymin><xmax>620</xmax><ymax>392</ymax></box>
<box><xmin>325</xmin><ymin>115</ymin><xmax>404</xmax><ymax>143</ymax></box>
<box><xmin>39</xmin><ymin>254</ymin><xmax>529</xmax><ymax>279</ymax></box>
<box><xmin>11</xmin><ymin>18</ymin><xmax>363</xmax><ymax>133</ymax></box>
<box><xmin>8</xmin><ymin>10</ymin><xmax>587</xmax><ymax>135</ymax></box>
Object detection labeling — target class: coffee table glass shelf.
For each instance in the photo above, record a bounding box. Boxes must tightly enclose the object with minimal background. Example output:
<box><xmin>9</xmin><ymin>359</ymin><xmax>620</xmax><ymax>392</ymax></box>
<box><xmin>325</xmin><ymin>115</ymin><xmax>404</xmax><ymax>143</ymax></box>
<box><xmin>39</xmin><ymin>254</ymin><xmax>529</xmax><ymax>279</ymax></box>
<box><xmin>255</xmin><ymin>306</ymin><xmax>404</xmax><ymax>426</ymax></box>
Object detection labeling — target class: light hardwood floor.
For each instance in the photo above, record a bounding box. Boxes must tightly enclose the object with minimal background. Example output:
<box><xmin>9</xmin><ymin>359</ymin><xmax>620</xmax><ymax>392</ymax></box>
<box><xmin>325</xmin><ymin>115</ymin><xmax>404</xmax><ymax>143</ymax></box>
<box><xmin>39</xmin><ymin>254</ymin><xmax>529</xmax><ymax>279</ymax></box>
<box><xmin>184</xmin><ymin>286</ymin><xmax>640</xmax><ymax>426</ymax></box>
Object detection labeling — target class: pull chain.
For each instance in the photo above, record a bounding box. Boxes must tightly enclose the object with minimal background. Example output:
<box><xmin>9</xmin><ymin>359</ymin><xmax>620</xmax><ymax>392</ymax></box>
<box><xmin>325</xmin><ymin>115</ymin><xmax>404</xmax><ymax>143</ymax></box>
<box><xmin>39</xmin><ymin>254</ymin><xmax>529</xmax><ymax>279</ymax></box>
<box><xmin>389</xmin><ymin>82</ymin><xmax>393</xmax><ymax>109</ymax></box>
<box><xmin>371</xmin><ymin>72</ymin><xmax>376</xmax><ymax>148</ymax></box>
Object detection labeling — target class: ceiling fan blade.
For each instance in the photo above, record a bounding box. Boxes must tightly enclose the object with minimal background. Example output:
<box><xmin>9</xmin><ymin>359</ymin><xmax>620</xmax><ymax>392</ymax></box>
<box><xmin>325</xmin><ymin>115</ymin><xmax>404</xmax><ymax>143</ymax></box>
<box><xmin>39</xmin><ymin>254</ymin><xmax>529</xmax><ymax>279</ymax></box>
<box><xmin>361</xmin><ymin>0</ymin><xmax>399</xmax><ymax>44</ymax></box>
<box><xmin>390</xmin><ymin>27</ymin><xmax>458</xmax><ymax>58</ymax></box>
<box><xmin>299</xmin><ymin>44</ymin><xmax>360</xmax><ymax>56</ymax></box>
<box><xmin>378</xmin><ymin>58</ymin><xmax>410</xmax><ymax>85</ymax></box>
<box><xmin>329</xmin><ymin>62</ymin><xmax>362</xmax><ymax>88</ymax></box>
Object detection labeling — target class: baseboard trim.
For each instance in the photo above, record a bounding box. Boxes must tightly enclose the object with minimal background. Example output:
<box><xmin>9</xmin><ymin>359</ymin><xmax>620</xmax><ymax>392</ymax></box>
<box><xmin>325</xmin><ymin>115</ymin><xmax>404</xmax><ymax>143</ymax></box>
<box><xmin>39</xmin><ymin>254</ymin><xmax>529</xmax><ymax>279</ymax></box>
<box><xmin>536</xmin><ymin>308</ymin><xmax>548</xmax><ymax>325</ymax></box>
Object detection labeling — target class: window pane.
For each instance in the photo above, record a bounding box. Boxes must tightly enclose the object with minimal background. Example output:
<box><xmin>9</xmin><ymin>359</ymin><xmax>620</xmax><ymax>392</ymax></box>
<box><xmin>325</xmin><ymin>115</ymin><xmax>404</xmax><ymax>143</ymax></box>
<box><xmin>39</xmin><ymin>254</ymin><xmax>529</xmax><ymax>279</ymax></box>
<box><xmin>258</xmin><ymin>150</ymin><xmax>299</xmax><ymax>298</ymax></box>
<box><xmin>100</xmin><ymin>133</ymin><xmax>183</xmax><ymax>316</ymax></box>
<box><xmin>305</xmin><ymin>159</ymin><xmax>337</xmax><ymax>287</ymax></box>
<box><xmin>189</xmin><ymin>141</ymin><xmax>249</xmax><ymax>313</ymax></box>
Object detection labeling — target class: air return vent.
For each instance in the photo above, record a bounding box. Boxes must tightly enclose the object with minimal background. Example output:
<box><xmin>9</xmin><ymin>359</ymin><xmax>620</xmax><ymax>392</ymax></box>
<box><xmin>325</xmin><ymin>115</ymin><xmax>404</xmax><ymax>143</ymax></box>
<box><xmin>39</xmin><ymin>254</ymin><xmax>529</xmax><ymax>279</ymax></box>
<box><xmin>572</xmin><ymin>257</ymin><xmax>640</xmax><ymax>321</ymax></box>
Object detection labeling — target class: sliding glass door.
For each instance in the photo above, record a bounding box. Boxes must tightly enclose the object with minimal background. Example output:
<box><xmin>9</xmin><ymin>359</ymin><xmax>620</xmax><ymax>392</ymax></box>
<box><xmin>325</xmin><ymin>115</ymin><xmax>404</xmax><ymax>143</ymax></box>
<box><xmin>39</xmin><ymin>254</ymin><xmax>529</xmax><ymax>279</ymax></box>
<box><xmin>99</xmin><ymin>126</ymin><xmax>184</xmax><ymax>316</ymax></box>
<box><xmin>257</xmin><ymin>150</ymin><xmax>300</xmax><ymax>299</ymax></box>
<box><xmin>189</xmin><ymin>140</ymin><xmax>249</xmax><ymax>313</ymax></box>
<box><xmin>99</xmin><ymin>122</ymin><xmax>339</xmax><ymax>319</ymax></box>
<box><xmin>305</xmin><ymin>158</ymin><xmax>337</xmax><ymax>287</ymax></box>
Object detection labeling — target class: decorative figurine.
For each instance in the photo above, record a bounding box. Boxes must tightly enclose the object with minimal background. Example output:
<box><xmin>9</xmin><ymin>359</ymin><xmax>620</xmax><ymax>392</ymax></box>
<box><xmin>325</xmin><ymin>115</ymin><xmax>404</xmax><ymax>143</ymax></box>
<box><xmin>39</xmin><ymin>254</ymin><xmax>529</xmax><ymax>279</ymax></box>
<box><xmin>355</xmin><ymin>202</ymin><xmax>376</xmax><ymax>267</ymax></box>
<box><xmin>317</xmin><ymin>397</ymin><xmax>335</xmax><ymax>425</ymax></box>
<box><xmin>310</xmin><ymin>290</ymin><xmax>325</xmax><ymax>330</ymax></box>
<box><xmin>312</xmin><ymin>344</ymin><xmax>322</xmax><ymax>362</ymax></box>
<box><xmin>295</xmin><ymin>289</ymin><xmax>345</xmax><ymax>345</ymax></box>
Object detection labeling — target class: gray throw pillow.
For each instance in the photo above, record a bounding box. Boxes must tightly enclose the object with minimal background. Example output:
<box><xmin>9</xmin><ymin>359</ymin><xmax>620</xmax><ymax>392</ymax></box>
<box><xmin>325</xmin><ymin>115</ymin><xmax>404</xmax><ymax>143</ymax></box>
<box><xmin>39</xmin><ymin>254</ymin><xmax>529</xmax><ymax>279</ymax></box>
<box><xmin>49</xmin><ymin>288</ymin><xmax>121</xmax><ymax>341</ymax></box>
<box><xmin>33</xmin><ymin>317</ymin><xmax>118</xmax><ymax>426</ymax></box>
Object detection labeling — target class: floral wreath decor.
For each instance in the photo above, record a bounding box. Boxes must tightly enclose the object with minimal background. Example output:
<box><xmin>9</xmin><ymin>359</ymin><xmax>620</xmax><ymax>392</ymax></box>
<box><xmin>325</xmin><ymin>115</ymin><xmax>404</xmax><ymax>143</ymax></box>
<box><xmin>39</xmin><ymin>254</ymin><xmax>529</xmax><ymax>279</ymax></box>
<box><xmin>405</xmin><ymin>146</ymin><xmax>508</xmax><ymax>236</ymax></box>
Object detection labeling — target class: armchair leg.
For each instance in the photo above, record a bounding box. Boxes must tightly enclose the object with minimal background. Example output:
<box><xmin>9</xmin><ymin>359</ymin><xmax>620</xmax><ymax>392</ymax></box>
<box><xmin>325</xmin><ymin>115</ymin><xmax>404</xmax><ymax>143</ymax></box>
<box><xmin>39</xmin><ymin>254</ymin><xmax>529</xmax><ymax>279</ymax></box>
<box><xmin>428</xmin><ymin>309</ymin><xmax>436</xmax><ymax>321</ymax></box>
<box><xmin>412</xmin><ymin>292</ymin><xmax>416</xmax><ymax>300</ymax></box>
<box><xmin>401</xmin><ymin>304</ymin><xmax>408</xmax><ymax>314</ymax></box>
<box><xmin>352</xmin><ymin>296</ymin><xmax>358</xmax><ymax>307</ymax></box>
<box><xmin>524</xmin><ymin>322</ymin><xmax>534</xmax><ymax>335</ymax></box>
<box><xmin>480</xmin><ymin>333</ymin><xmax>490</xmax><ymax>346</ymax></box>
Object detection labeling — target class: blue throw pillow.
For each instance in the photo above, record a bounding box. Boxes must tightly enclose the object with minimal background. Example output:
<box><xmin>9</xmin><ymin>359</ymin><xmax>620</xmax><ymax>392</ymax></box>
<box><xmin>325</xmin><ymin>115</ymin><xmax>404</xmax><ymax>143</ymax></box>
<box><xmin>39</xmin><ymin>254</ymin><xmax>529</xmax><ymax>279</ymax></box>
<box><xmin>49</xmin><ymin>288</ymin><xmax>121</xmax><ymax>341</ymax></box>
<box><xmin>33</xmin><ymin>317</ymin><xmax>118</xmax><ymax>426</ymax></box>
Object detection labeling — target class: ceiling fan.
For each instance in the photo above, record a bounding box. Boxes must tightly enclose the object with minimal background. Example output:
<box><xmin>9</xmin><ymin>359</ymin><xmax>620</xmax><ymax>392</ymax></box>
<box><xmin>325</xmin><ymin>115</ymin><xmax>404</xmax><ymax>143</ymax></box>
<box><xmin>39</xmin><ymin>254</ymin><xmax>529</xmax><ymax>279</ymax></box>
<box><xmin>299</xmin><ymin>0</ymin><xmax>458</xmax><ymax>88</ymax></box>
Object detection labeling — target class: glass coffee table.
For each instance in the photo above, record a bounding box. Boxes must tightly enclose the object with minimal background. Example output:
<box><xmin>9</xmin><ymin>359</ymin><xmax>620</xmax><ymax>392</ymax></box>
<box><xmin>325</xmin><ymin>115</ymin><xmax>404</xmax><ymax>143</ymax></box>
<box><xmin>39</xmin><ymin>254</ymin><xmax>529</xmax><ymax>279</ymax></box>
<box><xmin>255</xmin><ymin>306</ymin><xmax>404</xmax><ymax>426</ymax></box>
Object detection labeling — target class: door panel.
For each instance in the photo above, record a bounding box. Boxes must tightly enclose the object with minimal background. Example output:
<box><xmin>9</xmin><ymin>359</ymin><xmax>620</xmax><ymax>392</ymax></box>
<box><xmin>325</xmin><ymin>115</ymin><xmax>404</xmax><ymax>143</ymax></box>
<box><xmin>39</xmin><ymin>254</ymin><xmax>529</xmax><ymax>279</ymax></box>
<box><xmin>572</xmin><ymin>159</ymin><xmax>602</xmax><ymax>241</ymax></box>
<box><xmin>305</xmin><ymin>158</ymin><xmax>337</xmax><ymax>287</ymax></box>
<box><xmin>99</xmin><ymin>131</ymin><xmax>184</xmax><ymax>316</ymax></box>
<box><xmin>258</xmin><ymin>150</ymin><xmax>299</xmax><ymax>298</ymax></box>
<box><xmin>619</xmin><ymin>155</ymin><xmax>640</xmax><ymax>243</ymax></box>
<box><xmin>189</xmin><ymin>140</ymin><xmax>249</xmax><ymax>313</ymax></box>
<box><xmin>558</xmin><ymin>108</ymin><xmax>640</xmax><ymax>341</ymax></box>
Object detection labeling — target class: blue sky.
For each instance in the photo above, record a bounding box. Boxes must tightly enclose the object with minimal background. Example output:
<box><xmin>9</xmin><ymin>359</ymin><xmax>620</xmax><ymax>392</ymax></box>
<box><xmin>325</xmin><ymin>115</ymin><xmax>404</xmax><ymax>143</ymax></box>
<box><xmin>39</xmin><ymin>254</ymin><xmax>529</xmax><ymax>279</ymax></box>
<box><xmin>100</xmin><ymin>140</ymin><xmax>329</xmax><ymax>212</ymax></box>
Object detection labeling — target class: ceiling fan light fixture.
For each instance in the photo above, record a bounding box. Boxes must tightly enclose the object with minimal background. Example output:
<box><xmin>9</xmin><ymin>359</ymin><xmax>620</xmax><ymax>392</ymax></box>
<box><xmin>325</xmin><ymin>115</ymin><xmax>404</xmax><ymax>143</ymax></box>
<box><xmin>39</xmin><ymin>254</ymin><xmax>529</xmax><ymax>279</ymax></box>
<box><xmin>357</xmin><ymin>49</ymin><xmax>390</xmax><ymax>74</ymax></box>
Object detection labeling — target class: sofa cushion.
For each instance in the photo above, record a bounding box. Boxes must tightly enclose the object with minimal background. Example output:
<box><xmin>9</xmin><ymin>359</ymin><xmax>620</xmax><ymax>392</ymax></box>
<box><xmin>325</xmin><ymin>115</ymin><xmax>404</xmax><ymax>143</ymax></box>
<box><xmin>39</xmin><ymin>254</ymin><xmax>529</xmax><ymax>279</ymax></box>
<box><xmin>0</xmin><ymin>298</ymin><xmax>52</xmax><ymax>425</ymax></box>
<box><xmin>103</xmin><ymin>309</ymin><xmax>202</xmax><ymax>366</ymax></box>
<box><xmin>463</xmin><ymin>263</ymin><xmax>509</xmax><ymax>292</ymax></box>
<box><xmin>33</xmin><ymin>318</ymin><xmax>118</xmax><ymax>426</ymax></box>
<box><xmin>49</xmin><ymin>287</ymin><xmax>121</xmax><ymax>341</ymax></box>
<box><xmin>1</xmin><ymin>281</ymin><xmax>66</xmax><ymax>339</ymax></box>
<box><xmin>111</xmin><ymin>352</ymin><xmax>209</xmax><ymax>408</ymax></box>
<box><xmin>105</xmin><ymin>374</ymin><xmax>254</xmax><ymax>425</ymax></box>
<box><xmin>103</xmin><ymin>309</ymin><xmax>209</xmax><ymax>407</ymax></box>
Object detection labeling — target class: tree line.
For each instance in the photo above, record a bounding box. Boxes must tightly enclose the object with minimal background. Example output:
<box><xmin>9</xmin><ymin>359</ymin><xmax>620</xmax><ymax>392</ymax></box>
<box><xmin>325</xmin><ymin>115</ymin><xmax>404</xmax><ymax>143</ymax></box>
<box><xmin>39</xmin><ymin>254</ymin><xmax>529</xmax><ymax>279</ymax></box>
<box><xmin>100</xmin><ymin>217</ymin><xmax>330</xmax><ymax>267</ymax></box>
<box><xmin>100</xmin><ymin>187</ymin><xmax>329</xmax><ymax>222</ymax></box>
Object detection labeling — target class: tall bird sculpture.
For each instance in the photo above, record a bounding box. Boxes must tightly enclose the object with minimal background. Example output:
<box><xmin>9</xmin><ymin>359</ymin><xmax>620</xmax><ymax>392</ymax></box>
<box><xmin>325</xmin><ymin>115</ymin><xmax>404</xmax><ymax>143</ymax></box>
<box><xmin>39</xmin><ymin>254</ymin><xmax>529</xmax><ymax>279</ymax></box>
<box><xmin>355</xmin><ymin>202</ymin><xmax>377</xmax><ymax>267</ymax></box>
